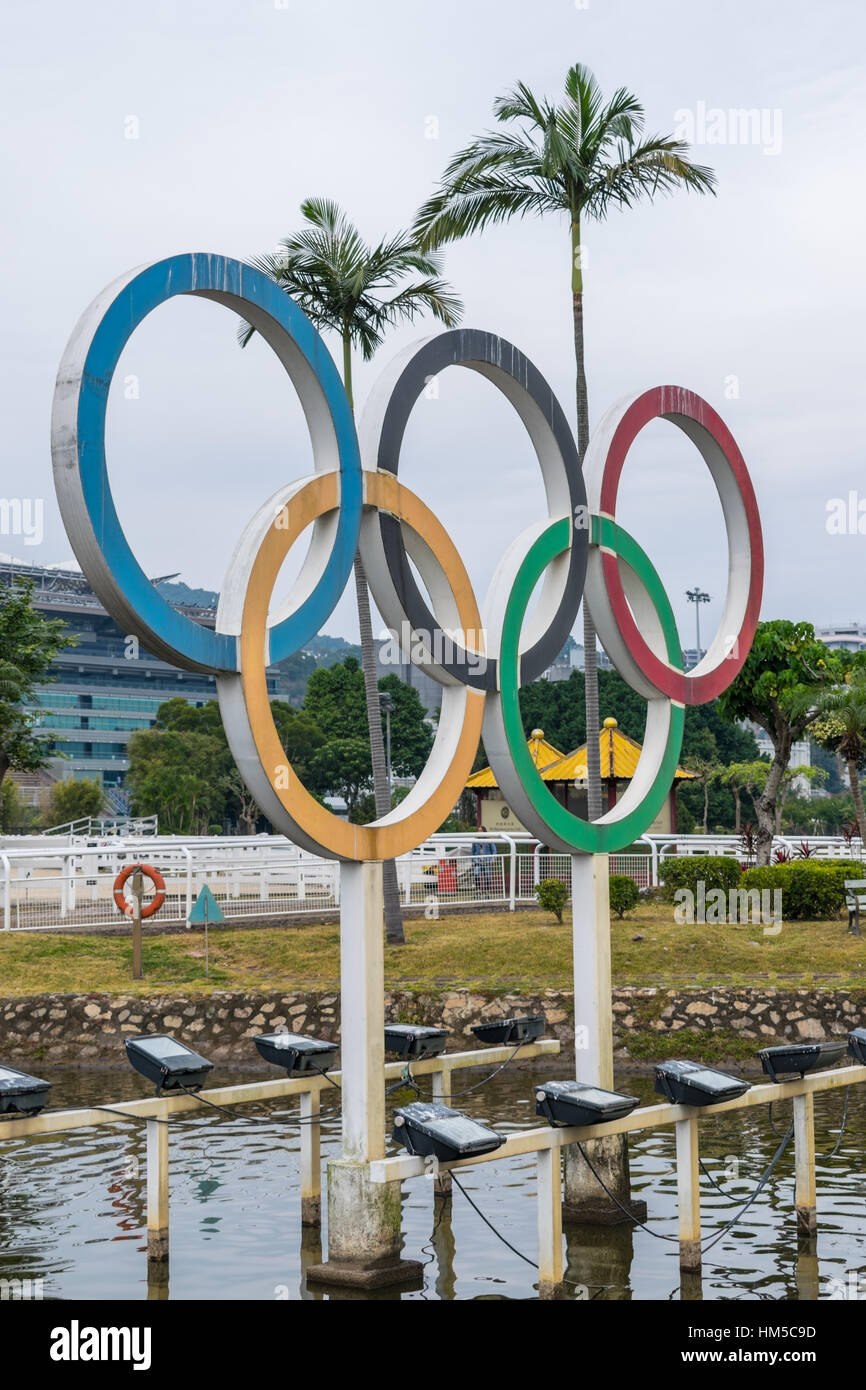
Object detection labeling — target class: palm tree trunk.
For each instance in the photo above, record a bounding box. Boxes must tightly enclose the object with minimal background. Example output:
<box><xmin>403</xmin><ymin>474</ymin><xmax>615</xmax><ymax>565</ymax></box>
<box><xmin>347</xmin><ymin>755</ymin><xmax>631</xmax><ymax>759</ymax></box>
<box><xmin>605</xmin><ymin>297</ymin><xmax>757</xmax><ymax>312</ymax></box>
<box><xmin>732</xmin><ymin>786</ymin><xmax>741</xmax><ymax>833</ymax></box>
<box><xmin>847</xmin><ymin>758</ymin><xmax>866</xmax><ymax>849</ymax></box>
<box><xmin>572</xmin><ymin>217</ymin><xmax>602</xmax><ymax>822</ymax></box>
<box><xmin>343</xmin><ymin>328</ymin><xmax>405</xmax><ymax>945</ymax></box>
<box><xmin>353</xmin><ymin>555</ymin><xmax>405</xmax><ymax>943</ymax></box>
<box><xmin>702</xmin><ymin>779</ymin><xmax>709</xmax><ymax>834</ymax></box>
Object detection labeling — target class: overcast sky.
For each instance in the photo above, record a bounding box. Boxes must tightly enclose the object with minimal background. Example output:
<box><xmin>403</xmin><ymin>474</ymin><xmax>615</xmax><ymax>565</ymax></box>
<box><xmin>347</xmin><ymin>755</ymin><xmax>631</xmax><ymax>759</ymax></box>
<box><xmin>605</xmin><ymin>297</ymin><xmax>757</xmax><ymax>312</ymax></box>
<box><xmin>2</xmin><ymin>0</ymin><xmax>864</xmax><ymax>654</ymax></box>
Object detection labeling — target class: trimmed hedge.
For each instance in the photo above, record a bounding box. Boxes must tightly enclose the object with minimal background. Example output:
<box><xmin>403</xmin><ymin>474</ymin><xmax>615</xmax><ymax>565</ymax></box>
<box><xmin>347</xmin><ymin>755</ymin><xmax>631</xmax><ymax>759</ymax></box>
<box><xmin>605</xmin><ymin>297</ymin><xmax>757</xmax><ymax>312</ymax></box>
<box><xmin>741</xmin><ymin>862</ymin><xmax>855</xmax><ymax>920</ymax></box>
<box><xmin>660</xmin><ymin>855</ymin><xmax>742</xmax><ymax>901</ymax></box>
<box><xmin>609</xmin><ymin>875</ymin><xmax>640</xmax><ymax>918</ymax></box>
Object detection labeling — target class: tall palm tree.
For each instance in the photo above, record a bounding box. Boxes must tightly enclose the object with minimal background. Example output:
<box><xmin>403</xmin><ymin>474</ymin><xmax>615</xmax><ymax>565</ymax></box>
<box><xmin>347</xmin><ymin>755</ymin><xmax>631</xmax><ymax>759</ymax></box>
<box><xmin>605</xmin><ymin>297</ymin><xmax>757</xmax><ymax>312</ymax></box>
<box><xmin>414</xmin><ymin>63</ymin><xmax>716</xmax><ymax>820</ymax></box>
<box><xmin>814</xmin><ymin>675</ymin><xmax>866</xmax><ymax>847</ymax></box>
<box><xmin>239</xmin><ymin>198</ymin><xmax>462</xmax><ymax>944</ymax></box>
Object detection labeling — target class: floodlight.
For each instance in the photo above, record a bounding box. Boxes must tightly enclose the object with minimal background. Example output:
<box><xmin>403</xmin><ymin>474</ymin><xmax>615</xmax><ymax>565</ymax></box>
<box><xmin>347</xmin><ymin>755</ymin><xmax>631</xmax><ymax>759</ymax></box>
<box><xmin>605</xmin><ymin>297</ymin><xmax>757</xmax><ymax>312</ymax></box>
<box><xmin>759</xmin><ymin>1041</ymin><xmax>847</xmax><ymax>1083</ymax></box>
<box><xmin>535</xmin><ymin>1080</ymin><xmax>640</xmax><ymax>1128</ymax></box>
<box><xmin>0</xmin><ymin>1065</ymin><xmax>51</xmax><ymax>1116</ymax></box>
<box><xmin>384</xmin><ymin>1024</ymin><xmax>448</xmax><ymax>1059</ymax></box>
<box><xmin>125</xmin><ymin>1034</ymin><xmax>213</xmax><ymax>1094</ymax></box>
<box><xmin>392</xmin><ymin>1101</ymin><xmax>504</xmax><ymax>1162</ymax></box>
<box><xmin>848</xmin><ymin>1028</ymin><xmax>866</xmax><ymax>1065</ymax></box>
<box><xmin>654</xmin><ymin>1059</ymin><xmax>750</xmax><ymax>1107</ymax></box>
<box><xmin>254</xmin><ymin>1031</ymin><xmax>338</xmax><ymax>1075</ymax></box>
<box><xmin>472</xmin><ymin>1015</ymin><xmax>545</xmax><ymax>1046</ymax></box>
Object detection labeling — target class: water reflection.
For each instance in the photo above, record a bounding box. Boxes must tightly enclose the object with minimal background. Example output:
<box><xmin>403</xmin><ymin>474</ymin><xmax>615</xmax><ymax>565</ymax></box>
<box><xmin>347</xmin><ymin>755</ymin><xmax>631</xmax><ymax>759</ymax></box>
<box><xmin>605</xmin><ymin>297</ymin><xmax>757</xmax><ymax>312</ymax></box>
<box><xmin>0</xmin><ymin>1066</ymin><xmax>863</xmax><ymax>1300</ymax></box>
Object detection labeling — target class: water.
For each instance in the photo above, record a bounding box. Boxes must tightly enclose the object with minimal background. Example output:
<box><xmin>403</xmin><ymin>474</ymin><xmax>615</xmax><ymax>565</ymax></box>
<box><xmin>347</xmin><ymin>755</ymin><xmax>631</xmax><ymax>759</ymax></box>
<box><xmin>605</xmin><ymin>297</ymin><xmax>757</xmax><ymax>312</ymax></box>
<box><xmin>0</xmin><ymin>1066</ymin><xmax>864</xmax><ymax>1300</ymax></box>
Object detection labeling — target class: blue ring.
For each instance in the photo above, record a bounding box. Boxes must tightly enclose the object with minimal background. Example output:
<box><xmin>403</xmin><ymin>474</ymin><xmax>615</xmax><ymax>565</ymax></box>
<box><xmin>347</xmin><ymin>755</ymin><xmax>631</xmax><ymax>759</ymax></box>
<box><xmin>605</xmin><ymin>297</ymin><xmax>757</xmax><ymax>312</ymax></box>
<box><xmin>76</xmin><ymin>253</ymin><xmax>362</xmax><ymax>671</ymax></box>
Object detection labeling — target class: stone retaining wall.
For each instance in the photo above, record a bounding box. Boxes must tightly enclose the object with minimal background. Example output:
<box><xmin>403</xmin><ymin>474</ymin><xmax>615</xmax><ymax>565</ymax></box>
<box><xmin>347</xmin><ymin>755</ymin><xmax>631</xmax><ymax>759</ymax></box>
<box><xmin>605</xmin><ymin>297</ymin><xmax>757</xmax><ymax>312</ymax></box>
<box><xmin>2</xmin><ymin>985</ymin><xmax>864</xmax><ymax>1070</ymax></box>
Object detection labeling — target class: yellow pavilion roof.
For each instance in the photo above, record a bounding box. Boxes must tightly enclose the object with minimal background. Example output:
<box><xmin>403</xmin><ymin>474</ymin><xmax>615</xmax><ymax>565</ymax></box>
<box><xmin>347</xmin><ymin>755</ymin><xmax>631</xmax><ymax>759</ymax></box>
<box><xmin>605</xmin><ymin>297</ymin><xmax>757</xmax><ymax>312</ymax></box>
<box><xmin>542</xmin><ymin>719</ymin><xmax>698</xmax><ymax>784</ymax></box>
<box><xmin>466</xmin><ymin>718</ymin><xmax>697</xmax><ymax>790</ymax></box>
<box><xmin>466</xmin><ymin>729</ymin><xmax>565</xmax><ymax>789</ymax></box>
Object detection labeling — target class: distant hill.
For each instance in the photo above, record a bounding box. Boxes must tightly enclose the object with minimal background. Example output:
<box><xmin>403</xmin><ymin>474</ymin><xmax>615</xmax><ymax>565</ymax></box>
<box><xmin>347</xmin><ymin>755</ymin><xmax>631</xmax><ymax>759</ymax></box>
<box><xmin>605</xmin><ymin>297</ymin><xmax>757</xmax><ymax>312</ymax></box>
<box><xmin>157</xmin><ymin>580</ymin><xmax>219</xmax><ymax>609</ymax></box>
<box><xmin>302</xmin><ymin>635</ymin><xmax>362</xmax><ymax>666</ymax></box>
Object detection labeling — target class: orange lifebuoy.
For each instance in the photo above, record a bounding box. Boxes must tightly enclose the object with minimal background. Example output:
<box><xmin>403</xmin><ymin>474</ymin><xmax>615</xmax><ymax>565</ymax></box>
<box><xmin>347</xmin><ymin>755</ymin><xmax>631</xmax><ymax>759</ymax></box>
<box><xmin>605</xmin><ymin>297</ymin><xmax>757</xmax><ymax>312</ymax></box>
<box><xmin>113</xmin><ymin>863</ymin><xmax>166</xmax><ymax>919</ymax></box>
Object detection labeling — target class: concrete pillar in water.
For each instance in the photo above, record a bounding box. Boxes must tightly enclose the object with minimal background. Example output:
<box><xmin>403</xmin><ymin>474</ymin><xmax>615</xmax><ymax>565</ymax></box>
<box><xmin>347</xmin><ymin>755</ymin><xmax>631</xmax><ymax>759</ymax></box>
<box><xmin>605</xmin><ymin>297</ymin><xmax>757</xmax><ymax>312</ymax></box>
<box><xmin>563</xmin><ymin>855</ymin><xmax>647</xmax><ymax>1226</ymax></box>
<box><xmin>306</xmin><ymin>861</ymin><xmax>423</xmax><ymax>1290</ymax></box>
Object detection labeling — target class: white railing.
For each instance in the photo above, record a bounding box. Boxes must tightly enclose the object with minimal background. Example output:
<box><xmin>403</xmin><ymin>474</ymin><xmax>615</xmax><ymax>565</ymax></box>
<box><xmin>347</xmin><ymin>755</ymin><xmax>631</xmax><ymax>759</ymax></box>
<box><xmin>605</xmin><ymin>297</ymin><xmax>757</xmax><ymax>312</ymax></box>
<box><xmin>0</xmin><ymin>829</ymin><xmax>859</xmax><ymax>931</ymax></box>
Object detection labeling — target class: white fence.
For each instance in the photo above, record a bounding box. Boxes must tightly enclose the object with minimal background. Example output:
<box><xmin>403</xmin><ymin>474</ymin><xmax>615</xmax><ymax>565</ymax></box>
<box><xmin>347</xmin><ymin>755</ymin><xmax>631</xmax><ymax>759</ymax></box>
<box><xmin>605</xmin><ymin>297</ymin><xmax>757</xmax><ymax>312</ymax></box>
<box><xmin>0</xmin><ymin>830</ymin><xmax>859</xmax><ymax>933</ymax></box>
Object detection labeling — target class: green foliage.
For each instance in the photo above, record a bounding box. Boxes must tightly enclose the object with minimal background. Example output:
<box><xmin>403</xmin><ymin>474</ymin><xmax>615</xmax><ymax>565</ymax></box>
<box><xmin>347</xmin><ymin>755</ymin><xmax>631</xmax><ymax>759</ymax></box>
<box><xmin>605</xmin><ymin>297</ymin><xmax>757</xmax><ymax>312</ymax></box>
<box><xmin>535</xmin><ymin>877</ymin><xmax>568</xmax><ymax>923</ymax></box>
<box><xmin>741</xmin><ymin>862</ymin><xmax>849</xmax><ymax>920</ymax></box>
<box><xmin>660</xmin><ymin>855</ymin><xmax>743</xmax><ymax>900</ymax></box>
<box><xmin>0</xmin><ymin>776</ymin><xmax>28</xmax><ymax>832</ymax></box>
<box><xmin>0</xmin><ymin>582</ymin><xmax>75</xmax><ymax>781</ymax></box>
<box><xmin>414</xmin><ymin>63</ymin><xmax>716</xmax><ymax>250</ymax></box>
<box><xmin>609</xmin><ymin>875</ymin><xmax>640</xmax><ymax>918</ymax></box>
<box><xmin>128</xmin><ymin>697</ymin><xmax>329</xmax><ymax>833</ymax></box>
<box><xmin>47</xmin><ymin>777</ymin><xmax>105</xmax><ymax>825</ymax></box>
<box><xmin>310</xmin><ymin>737</ymin><xmax>373</xmax><ymax>818</ymax></box>
<box><xmin>303</xmin><ymin>658</ymin><xmax>433</xmax><ymax>781</ymax></box>
<box><xmin>238</xmin><ymin>197</ymin><xmax>462</xmax><ymax>369</ymax></box>
<box><xmin>718</xmin><ymin>620</ymin><xmax>843</xmax><ymax>742</ymax></box>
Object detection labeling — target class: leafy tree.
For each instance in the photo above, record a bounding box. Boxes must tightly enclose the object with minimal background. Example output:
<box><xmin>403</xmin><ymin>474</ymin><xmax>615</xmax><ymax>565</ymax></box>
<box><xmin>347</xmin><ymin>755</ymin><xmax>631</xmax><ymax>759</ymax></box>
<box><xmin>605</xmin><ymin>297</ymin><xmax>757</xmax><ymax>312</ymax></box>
<box><xmin>0</xmin><ymin>776</ymin><xmax>29</xmax><ymax>832</ymax></box>
<box><xmin>309</xmin><ymin>738</ymin><xmax>373</xmax><ymax>818</ymax></box>
<box><xmin>304</xmin><ymin>659</ymin><xmax>433</xmax><ymax>778</ymax></box>
<box><xmin>239</xmin><ymin>198</ymin><xmax>461</xmax><ymax>945</ymax></box>
<box><xmin>128</xmin><ymin>697</ymin><xmax>329</xmax><ymax>832</ymax></box>
<box><xmin>811</xmin><ymin>670</ymin><xmax>866</xmax><ymax>844</ymax></box>
<box><xmin>0</xmin><ymin>582</ymin><xmax>75</xmax><ymax>783</ymax></box>
<box><xmin>415</xmin><ymin>62</ymin><xmax>715</xmax><ymax>821</ymax></box>
<box><xmin>47</xmin><ymin>777</ymin><xmax>105</xmax><ymax>825</ymax></box>
<box><xmin>718</xmin><ymin>621</ymin><xmax>843</xmax><ymax>863</ymax></box>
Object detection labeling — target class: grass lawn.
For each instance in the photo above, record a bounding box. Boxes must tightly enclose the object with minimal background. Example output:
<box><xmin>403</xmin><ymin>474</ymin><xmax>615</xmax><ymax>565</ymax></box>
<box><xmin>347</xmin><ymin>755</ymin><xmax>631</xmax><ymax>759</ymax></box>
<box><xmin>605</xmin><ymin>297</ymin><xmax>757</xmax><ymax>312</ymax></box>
<box><xmin>1</xmin><ymin>902</ymin><xmax>865</xmax><ymax>998</ymax></box>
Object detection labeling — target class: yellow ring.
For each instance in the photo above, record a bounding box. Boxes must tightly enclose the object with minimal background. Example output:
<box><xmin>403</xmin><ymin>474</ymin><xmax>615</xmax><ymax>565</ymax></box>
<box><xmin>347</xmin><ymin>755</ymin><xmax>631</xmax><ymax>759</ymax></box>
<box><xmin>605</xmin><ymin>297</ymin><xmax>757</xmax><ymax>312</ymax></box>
<box><xmin>240</xmin><ymin>470</ymin><xmax>485</xmax><ymax>860</ymax></box>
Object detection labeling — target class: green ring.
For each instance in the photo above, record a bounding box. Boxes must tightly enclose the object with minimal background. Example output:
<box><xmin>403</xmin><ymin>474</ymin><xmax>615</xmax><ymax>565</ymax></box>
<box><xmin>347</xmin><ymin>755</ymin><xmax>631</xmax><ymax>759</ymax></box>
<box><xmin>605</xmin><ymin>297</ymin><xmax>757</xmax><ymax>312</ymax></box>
<box><xmin>497</xmin><ymin>514</ymin><xmax>685</xmax><ymax>853</ymax></box>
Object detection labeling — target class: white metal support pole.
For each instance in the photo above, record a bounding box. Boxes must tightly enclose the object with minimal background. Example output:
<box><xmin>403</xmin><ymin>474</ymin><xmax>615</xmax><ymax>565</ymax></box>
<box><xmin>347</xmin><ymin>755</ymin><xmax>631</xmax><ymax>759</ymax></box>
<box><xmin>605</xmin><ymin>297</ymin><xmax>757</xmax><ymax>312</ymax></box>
<box><xmin>300</xmin><ymin>1089</ymin><xmax>321</xmax><ymax>1226</ymax></box>
<box><xmin>793</xmin><ymin>1092</ymin><xmax>817</xmax><ymax>1236</ymax></box>
<box><xmin>1</xmin><ymin>855</ymin><xmax>10</xmax><ymax>931</ymax></box>
<box><xmin>308</xmin><ymin>860</ymin><xmax>423</xmax><ymax>1289</ymax></box>
<box><xmin>432</xmin><ymin>1067</ymin><xmax>452</xmax><ymax>1201</ymax></box>
<box><xmin>537</xmin><ymin>1147</ymin><xmax>563</xmax><ymax>1297</ymax></box>
<box><xmin>563</xmin><ymin>853</ymin><xmax>645</xmax><ymax>1225</ymax></box>
<box><xmin>676</xmin><ymin>1115</ymin><xmax>702</xmax><ymax>1272</ymax></box>
<box><xmin>146</xmin><ymin>1115</ymin><xmax>169</xmax><ymax>1267</ymax></box>
<box><xmin>340</xmin><ymin>861</ymin><xmax>384</xmax><ymax>1163</ymax></box>
<box><xmin>571</xmin><ymin>854</ymin><xmax>612</xmax><ymax>1088</ymax></box>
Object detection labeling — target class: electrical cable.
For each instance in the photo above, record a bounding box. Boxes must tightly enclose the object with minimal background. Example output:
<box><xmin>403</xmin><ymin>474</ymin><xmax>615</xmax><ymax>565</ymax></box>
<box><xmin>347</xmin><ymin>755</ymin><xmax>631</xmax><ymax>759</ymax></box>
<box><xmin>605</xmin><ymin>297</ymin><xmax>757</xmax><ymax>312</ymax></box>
<box><xmin>176</xmin><ymin>1082</ymin><xmax>326</xmax><ymax>1127</ymax></box>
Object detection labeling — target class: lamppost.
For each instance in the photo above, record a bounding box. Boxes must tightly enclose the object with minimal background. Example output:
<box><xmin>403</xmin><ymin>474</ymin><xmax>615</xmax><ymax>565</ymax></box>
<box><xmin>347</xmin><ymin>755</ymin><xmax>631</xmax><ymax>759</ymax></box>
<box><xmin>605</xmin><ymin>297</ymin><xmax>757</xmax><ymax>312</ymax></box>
<box><xmin>379</xmin><ymin>690</ymin><xmax>394</xmax><ymax>794</ymax></box>
<box><xmin>685</xmin><ymin>587</ymin><xmax>711</xmax><ymax>669</ymax></box>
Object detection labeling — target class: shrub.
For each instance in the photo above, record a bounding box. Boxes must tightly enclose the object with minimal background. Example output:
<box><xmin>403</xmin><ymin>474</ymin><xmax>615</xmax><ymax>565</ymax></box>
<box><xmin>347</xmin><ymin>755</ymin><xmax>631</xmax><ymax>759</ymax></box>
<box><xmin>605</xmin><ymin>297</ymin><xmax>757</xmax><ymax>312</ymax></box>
<box><xmin>660</xmin><ymin>855</ymin><xmax>742</xmax><ymax>901</ymax></box>
<box><xmin>609</xmin><ymin>875</ymin><xmax>640</xmax><ymax>918</ymax></box>
<box><xmin>535</xmin><ymin>877</ymin><xmax>568</xmax><ymax>923</ymax></box>
<box><xmin>741</xmin><ymin>862</ymin><xmax>847</xmax><ymax>920</ymax></box>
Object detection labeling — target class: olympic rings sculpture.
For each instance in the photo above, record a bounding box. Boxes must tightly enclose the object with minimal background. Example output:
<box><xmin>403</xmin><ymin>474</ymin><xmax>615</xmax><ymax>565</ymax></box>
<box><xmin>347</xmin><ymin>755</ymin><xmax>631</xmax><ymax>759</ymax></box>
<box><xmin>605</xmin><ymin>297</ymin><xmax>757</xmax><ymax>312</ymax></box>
<box><xmin>51</xmin><ymin>253</ymin><xmax>763</xmax><ymax>861</ymax></box>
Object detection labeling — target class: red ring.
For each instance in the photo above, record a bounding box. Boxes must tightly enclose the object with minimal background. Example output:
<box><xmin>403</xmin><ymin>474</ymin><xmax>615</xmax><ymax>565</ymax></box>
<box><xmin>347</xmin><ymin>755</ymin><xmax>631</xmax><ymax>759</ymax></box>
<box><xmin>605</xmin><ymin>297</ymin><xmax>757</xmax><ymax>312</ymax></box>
<box><xmin>112</xmin><ymin>863</ymin><xmax>166</xmax><ymax>919</ymax></box>
<box><xmin>598</xmin><ymin>386</ymin><xmax>763</xmax><ymax>705</ymax></box>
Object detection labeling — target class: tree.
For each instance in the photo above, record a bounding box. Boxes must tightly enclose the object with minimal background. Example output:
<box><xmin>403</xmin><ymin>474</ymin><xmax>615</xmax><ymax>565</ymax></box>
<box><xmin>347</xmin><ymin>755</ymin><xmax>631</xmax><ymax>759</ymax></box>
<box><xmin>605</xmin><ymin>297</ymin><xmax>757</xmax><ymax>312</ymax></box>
<box><xmin>309</xmin><ymin>738</ymin><xmax>374</xmax><ymax>819</ymax></box>
<box><xmin>47</xmin><ymin>777</ymin><xmax>105</xmax><ymax>826</ymax></box>
<box><xmin>717</xmin><ymin>621</ymin><xmax>842</xmax><ymax>863</ymax></box>
<box><xmin>239</xmin><ymin>199</ymin><xmax>461</xmax><ymax>944</ymax></box>
<box><xmin>415</xmin><ymin>63</ymin><xmax>715</xmax><ymax>821</ymax></box>
<box><xmin>812</xmin><ymin>670</ymin><xmax>866</xmax><ymax>845</ymax></box>
<box><xmin>0</xmin><ymin>776</ymin><xmax>28</xmax><ymax>832</ymax></box>
<box><xmin>304</xmin><ymin>659</ymin><xmax>433</xmax><ymax>779</ymax></box>
<box><xmin>0</xmin><ymin>582</ymin><xmax>75</xmax><ymax>784</ymax></box>
<box><xmin>128</xmin><ymin>697</ymin><xmax>329</xmax><ymax>833</ymax></box>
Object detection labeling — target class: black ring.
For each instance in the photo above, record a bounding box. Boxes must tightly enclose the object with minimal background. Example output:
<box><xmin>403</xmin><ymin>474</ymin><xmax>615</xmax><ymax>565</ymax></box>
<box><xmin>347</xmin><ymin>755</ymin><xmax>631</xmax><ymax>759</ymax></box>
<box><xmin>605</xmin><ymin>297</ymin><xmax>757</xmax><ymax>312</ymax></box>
<box><xmin>374</xmin><ymin>330</ymin><xmax>587</xmax><ymax>691</ymax></box>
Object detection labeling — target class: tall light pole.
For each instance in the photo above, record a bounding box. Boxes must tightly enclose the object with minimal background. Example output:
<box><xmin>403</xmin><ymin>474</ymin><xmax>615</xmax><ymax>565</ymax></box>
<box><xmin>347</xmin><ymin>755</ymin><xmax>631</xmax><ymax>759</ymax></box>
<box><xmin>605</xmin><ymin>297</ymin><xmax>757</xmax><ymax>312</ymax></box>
<box><xmin>685</xmin><ymin>587</ymin><xmax>711</xmax><ymax>669</ymax></box>
<box><xmin>379</xmin><ymin>690</ymin><xmax>394</xmax><ymax>794</ymax></box>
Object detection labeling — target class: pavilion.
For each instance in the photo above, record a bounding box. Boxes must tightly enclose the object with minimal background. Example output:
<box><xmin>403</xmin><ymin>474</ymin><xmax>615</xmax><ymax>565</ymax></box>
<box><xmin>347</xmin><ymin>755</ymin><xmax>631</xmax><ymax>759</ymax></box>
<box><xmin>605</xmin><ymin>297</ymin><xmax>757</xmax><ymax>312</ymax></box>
<box><xmin>466</xmin><ymin>718</ymin><xmax>697</xmax><ymax>835</ymax></box>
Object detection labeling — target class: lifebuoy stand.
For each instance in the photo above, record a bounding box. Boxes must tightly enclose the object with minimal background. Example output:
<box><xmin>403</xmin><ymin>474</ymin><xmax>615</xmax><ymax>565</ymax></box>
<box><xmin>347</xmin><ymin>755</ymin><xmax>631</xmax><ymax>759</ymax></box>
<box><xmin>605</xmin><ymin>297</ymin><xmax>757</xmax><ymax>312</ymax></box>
<box><xmin>113</xmin><ymin>863</ymin><xmax>166</xmax><ymax>981</ymax></box>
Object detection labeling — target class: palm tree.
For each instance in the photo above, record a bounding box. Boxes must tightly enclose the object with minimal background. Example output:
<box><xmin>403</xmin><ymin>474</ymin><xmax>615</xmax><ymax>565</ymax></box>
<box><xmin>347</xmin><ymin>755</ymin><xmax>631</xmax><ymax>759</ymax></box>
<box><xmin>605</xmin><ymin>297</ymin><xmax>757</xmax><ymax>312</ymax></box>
<box><xmin>813</xmin><ymin>675</ymin><xmax>866</xmax><ymax>847</ymax></box>
<box><xmin>414</xmin><ymin>63</ymin><xmax>716</xmax><ymax>820</ymax></box>
<box><xmin>239</xmin><ymin>198</ymin><xmax>462</xmax><ymax>944</ymax></box>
